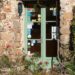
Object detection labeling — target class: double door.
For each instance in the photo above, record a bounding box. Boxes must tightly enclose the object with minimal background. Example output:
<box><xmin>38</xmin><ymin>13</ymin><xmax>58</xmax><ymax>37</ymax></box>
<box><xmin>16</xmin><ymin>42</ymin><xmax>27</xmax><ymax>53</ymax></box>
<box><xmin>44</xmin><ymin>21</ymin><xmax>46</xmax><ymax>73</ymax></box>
<box><xmin>24</xmin><ymin>0</ymin><xmax>59</xmax><ymax>68</ymax></box>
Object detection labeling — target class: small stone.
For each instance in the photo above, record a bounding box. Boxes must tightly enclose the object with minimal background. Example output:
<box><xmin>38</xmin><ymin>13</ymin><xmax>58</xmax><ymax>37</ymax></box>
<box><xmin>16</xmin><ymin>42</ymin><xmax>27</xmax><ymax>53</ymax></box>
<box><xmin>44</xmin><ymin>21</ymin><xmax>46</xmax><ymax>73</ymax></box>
<box><xmin>60</xmin><ymin>26</ymin><xmax>70</xmax><ymax>35</ymax></box>
<box><xmin>3</xmin><ymin>1</ymin><xmax>11</xmax><ymax>12</ymax></box>
<box><xmin>60</xmin><ymin>35</ymin><xmax>70</xmax><ymax>44</ymax></box>
<box><xmin>63</xmin><ymin>12</ymin><xmax>73</xmax><ymax>20</ymax></box>
<box><xmin>0</xmin><ymin>13</ymin><xmax>6</xmax><ymax>20</ymax></box>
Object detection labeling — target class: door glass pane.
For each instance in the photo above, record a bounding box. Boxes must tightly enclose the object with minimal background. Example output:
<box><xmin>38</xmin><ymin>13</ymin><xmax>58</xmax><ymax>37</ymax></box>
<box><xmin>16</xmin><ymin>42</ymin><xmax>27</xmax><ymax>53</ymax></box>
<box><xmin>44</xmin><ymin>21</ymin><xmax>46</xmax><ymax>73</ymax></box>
<box><xmin>27</xmin><ymin>8</ymin><xmax>41</xmax><ymax>39</ymax></box>
<box><xmin>46</xmin><ymin>40</ymin><xmax>57</xmax><ymax>57</ymax></box>
<box><xmin>27</xmin><ymin>22</ymin><xmax>41</xmax><ymax>39</ymax></box>
<box><xmin>28</xmin><ymin>40</ymin><xmax>41</xmax><ymax>56</ymax></box>
<box><xmin>46</xmin><ymin>22</ymin><xmax>57</xmax><ymax>39</ymax></box>
<box><xmin>31</xmin><ymin>23</ymin><xmax>41</xmax><ymax>39</ymax></box>
<box><xmin>51</xmin><ymin>26</ymin><xmax>57</xmax><ymax>39</ymax></box>
<box><xmin>26</xmin><ymin>7</ymin><xmax>41</xmax><ymax>56</ymax></box>
<box><xmin>46</xmin><ymin>7</ymin><xmax>56</xmax><ymax>21</ymax></box>
<box><xmin>46</xmin><ymin>0</ymin><xmax>57</xmax><ymax>21</ymax></box>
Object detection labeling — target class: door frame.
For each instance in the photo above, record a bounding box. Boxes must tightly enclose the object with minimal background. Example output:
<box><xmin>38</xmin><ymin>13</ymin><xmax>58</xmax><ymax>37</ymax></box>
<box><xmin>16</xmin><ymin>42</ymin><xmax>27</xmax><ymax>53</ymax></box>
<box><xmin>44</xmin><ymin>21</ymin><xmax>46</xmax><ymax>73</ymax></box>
<box><xmin>24</xmin><ymin>8</ymin><xmax>59</xmax><ymax>69</ymax></box>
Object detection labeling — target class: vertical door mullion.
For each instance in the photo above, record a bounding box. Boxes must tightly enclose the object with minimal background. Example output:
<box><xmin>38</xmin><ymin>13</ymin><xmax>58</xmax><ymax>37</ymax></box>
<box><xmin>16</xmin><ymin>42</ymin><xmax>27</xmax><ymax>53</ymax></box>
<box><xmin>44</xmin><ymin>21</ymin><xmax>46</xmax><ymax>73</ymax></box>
<box><xmin>41</xmin><ymin>8</ymin><xmax>46</xmax><ymax>59</ymax></box>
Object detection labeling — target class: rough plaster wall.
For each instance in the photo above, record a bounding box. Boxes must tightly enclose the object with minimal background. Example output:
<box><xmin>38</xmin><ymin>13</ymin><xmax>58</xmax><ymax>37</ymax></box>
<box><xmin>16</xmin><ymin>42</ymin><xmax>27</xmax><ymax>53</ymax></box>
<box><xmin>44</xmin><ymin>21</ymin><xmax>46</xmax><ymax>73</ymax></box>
<box><xmin>0</xmin><ymin>0</ymin><xmax>24</xmax><ymax>60</ymax></box>
<box><xmin>60</xmin><ymin>0</ymin><xmax>75</xmax><ymax>58</ymax></box>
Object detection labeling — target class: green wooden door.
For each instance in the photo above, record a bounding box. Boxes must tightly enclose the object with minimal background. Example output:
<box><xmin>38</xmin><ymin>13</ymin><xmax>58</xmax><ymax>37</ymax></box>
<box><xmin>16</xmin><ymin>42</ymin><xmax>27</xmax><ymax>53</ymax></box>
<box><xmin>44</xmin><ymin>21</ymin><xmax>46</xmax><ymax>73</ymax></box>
<box><xmin>24</xmin><ymin>0</ymin><xmax>59</xmax><ymax>69</ymax></box>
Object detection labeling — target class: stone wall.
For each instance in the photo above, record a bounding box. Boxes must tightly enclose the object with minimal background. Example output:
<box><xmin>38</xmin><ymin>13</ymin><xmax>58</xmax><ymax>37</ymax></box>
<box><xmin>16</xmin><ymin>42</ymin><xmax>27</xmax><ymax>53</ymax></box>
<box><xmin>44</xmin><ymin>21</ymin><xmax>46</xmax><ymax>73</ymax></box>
<box><xmin>60</xmin><ymin>0</ymin><xmax>75</xmax><ymax>59</ymax></box>
<box><xmin>0</xmin><ymin>0</ymin><xmax>24</xmax><ymax>60</ymax></box>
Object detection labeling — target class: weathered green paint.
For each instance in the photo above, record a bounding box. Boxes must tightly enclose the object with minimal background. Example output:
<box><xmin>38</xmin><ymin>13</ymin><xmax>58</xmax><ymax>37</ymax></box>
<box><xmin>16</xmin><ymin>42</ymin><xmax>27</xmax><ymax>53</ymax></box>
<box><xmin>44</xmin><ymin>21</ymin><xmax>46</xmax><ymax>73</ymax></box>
<box><xmin>41</xmin><ymin>8</ymin><xmax>46</xmax><ymax>59</ymax></box>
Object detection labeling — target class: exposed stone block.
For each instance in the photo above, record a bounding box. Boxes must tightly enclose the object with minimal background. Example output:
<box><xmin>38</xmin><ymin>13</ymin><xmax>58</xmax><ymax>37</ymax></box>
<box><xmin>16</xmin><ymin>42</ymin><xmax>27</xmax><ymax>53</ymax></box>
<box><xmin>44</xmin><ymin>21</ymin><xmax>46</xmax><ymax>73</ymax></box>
<box><xmin>60</xmin><ymin>24</ymin><xmax>70</xmax><ymax>34</ymax></box>
<box><xmin>0</xmin><ymin>13</ymin><xmax>6</xmax><ymax>20</ymax></box>
<box><xmin>60</xmin><ymin>35</ymin><xmax>70</xmax><ymax>44</ymax></box>
<box><xmin>63</xmin><ymin>12</ymin><xmax>73</xmax><ymax>20</ymax></box>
